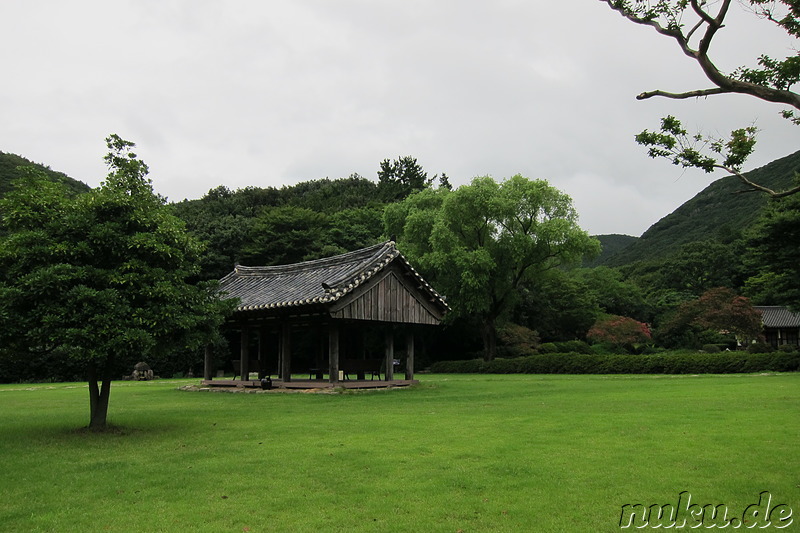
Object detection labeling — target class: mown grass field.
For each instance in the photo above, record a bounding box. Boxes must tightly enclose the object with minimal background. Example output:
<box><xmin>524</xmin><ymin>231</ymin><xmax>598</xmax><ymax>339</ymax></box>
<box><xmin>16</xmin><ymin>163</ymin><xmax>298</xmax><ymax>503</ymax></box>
<box><xmin>0</xmin><ymin>373</ymin><xmax>797</xmax><ymax>532</ymax></box>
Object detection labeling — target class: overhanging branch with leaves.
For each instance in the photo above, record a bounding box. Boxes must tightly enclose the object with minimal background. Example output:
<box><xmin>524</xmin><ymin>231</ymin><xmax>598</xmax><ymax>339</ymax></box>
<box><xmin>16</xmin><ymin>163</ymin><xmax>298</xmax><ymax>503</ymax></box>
<box><xmin>601</xmin><ymin>0</ymin><xmax>800</xmax><ymax>197</ymax></box>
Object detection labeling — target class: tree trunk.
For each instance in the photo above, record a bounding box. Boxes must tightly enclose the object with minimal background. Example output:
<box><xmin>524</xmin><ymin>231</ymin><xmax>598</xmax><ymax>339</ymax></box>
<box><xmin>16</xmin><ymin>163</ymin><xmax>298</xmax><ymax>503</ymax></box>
<box><xmin>480</xmin><ymin>319</ymin><xmax>498</xmax><ymax>362</ymax></box>
<box><xmin>87</xmin><ymin>363</ymin><xmax>112</xmax><ymax>431</ymax></box>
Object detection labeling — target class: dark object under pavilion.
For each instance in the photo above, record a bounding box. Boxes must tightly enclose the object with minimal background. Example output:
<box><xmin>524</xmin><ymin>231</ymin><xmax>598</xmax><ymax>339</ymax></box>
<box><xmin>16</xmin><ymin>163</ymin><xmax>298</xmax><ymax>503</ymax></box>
<box><xmin>202</xmin><ymin>241</ymin><xmax>449</xmax><ymax>389</ymax></box>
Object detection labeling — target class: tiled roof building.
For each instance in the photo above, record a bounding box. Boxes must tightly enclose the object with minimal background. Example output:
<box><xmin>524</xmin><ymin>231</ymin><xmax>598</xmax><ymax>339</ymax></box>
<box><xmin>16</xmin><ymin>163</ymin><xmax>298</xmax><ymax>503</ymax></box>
<box><xmin>754</xmin><ymin>306</ymin><xmax>800</xmax><ymax>348</ymax></box>
<box><xmin>218</xmin><ymin>241</ymin><xmax>448</xmax><ymax>323</ymax></box>
<box><xmin>205</xmin><ymin>241</ymin><xmax>448</xmax><ymax>387</ymax></box>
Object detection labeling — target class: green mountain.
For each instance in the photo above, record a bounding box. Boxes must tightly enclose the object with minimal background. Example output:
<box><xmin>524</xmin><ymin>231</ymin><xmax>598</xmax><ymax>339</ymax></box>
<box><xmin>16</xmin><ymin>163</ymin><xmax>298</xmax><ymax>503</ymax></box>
<box><xmin>0</xmin><ymin>152</ymin><xmax>90</xmax><ymax>197</ymax></box>
<box><xmin>598</xmin><ymin>149</ymin><xmax>800</xmax><ymax>267</ymax></box>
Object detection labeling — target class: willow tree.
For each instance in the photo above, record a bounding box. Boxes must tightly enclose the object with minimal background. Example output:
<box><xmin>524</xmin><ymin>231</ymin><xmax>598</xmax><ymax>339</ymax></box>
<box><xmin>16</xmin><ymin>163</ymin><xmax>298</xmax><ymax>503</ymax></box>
<box><xmin>601</xmin><ymin>0</ymin><xmax>800</xmax><ymax>197</ymax></box>
<box><xmin>385</xmin><ymin>175</ymin><xmax>599</xmax><ymax>360</ymax></box>
<box><xmin>0</xmin><ymin>136</ymin><xmax>232</xmax><ymax>430</ymax></box>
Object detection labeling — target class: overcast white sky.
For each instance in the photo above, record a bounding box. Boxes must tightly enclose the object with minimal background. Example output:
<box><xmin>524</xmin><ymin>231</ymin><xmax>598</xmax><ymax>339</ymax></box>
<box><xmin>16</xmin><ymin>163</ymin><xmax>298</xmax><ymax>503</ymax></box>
<box><xmin>1</xmin><ymin>0</ymin><xmax>797</xmax><ymax>236</ymax></box>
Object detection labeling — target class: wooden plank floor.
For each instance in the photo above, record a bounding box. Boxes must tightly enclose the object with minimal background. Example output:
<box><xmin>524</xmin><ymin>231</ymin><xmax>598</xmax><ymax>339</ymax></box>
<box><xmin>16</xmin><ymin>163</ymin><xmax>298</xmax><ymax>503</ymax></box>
<box><xmin>200</xmin><ymin>378</ymin><xmax>418</xmax><ymax>390</ymax></box>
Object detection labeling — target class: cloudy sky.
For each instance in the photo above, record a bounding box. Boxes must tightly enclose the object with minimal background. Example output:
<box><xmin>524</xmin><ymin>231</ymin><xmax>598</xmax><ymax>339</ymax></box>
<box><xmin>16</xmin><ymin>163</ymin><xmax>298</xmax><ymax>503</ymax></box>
<box><xmin>1</xmin><ymin>1</ymin><xmax>797</xmax><ymax>236</ymax></box>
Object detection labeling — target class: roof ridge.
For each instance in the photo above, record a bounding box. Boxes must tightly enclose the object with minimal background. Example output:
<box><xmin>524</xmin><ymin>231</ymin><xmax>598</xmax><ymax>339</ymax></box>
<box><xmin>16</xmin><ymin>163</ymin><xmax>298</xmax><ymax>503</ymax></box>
<box><xmin>323</xmin><ymin>241</ymin><xmax>398</xmax><ymax>290</ymax></box>
<box><xmin>233</xmin><ymin>241</ymin><xmax>393</xmax><ymax>276</ymax></box>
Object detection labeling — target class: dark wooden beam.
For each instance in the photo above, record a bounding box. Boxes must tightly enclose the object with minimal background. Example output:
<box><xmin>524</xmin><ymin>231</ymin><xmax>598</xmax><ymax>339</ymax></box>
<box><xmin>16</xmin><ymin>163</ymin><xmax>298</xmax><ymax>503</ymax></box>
<box><xmin>316</xmin><ymin>325</ymin><xmax>325</xmax><ymax>372</ymax></box>
<box><xmin>329</xmin><ymin>323</ymin><xmax>340</xmax><ymax>384</ymax></box>
<box><xmin>240</xmin><ymin>326</ymin><xmax>250</xmax><ymax>379</ymax></box>
<box><xmin>384</xmin><ymin>327</ymin><xmax>395</xmax><ymax>381</ymax></box>
<box><xmin>280</xmin><ymin>322</ymin><xmax>292</xmax><ymax>382</ymax></box>
<box><xmin>405</xmin><ymin>330</ymin><xmax>414</xmax><ymax>381</ymax></box>
<box><xmin>258</xmin><ymin>324</ymin><xmax>269</xmax><ymax>379</ymax></box>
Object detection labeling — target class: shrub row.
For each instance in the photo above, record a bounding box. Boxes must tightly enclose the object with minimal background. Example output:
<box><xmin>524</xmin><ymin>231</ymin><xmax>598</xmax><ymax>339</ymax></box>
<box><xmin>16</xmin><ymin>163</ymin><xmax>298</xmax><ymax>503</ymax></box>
<box><xmin>538</xmin><ymin>340</ymin><xmax>593</xmax><ymax>354</ymax></box>
<box><xmin>429</xmin><ymin>351</ymin><xmax>800</xmax><ymax>375</ymax></box>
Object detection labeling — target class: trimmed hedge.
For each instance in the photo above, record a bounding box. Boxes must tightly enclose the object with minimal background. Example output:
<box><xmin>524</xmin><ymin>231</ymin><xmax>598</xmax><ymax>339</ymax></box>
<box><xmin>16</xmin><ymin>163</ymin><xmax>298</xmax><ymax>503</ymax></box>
<box><xmin>429</xmin><ymin>351</ymin><xmax>800</xmax><ymax>375</ymax></box>
<box><xmin>538</xmin><ymin>341</ymin><xmax>593</xmax><ymax>354</ymax></box>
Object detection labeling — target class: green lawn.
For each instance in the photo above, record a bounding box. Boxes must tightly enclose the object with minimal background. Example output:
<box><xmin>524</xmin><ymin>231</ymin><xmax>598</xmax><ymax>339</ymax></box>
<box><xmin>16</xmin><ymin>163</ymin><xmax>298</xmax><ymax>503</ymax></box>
<box><xmin>0</xmin><ymin>373</ymin><xmax>797</xmax><ymax>532</ymax></box>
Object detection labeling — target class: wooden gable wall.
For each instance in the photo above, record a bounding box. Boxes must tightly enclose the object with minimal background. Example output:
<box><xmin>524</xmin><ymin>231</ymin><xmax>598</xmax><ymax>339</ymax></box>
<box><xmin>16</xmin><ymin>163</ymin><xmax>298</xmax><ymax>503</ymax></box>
<box><xmin>328</xmin><ymin>263</ymin><xmax>444</xmax><ymax>325</ymax></box>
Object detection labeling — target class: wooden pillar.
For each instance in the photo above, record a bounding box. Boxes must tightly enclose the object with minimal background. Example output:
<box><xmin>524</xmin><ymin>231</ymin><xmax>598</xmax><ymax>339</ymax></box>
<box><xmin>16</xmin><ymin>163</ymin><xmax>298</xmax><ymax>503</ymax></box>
<box><xmin>316</xmin><ymin>325</ymin><xmax>325</xmax><ymax>376</ymax></box>
<box><xmin>281</xmin><ymin>322</ymin><xmax>292</xmax><ymax>382</ymax></box>
<box><xmin>384</xmin><ymin>327</ymin><xmax>394</xmax><ymax>381</ymax></box>
<box><xmin>258</xmin><ymin>324</ymin><xmax>269</xmax><ymax>379</ymax></box>
<box><xmin>405</xmin><ymin>329</ymin><xmax>414</xmax><ymax>381</ymax></box>
<box><xmin>277</xmin><ymin>328</ymin><xmax>283</xmax><ymax>379</ymax></box>
<box><xmin>203</xmin><ymin>344</ymin><xmax>213</xmax><ymax>381</ymax></box>
<box><xmin>240</xmin><ymin>326</ymin><xmax>249</xmax><ymax>381</ymax></box>
<box><xmin>329</xmin><ymin>323</ymin><xmax>340</xmax><ymax>384</ymax></box>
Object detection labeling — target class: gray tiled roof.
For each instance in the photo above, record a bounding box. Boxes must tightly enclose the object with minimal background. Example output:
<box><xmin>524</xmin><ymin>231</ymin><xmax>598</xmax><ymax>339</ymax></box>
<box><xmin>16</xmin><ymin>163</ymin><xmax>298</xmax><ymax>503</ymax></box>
<box><xmin>754</xmin><ymin>306</ymin><xmax>800</xmax><ymax>328</ymax></box>
<box><xmin>218</xmin><ymin>241</ymin><xmax>448</xmax><ymax>313</ymax></box>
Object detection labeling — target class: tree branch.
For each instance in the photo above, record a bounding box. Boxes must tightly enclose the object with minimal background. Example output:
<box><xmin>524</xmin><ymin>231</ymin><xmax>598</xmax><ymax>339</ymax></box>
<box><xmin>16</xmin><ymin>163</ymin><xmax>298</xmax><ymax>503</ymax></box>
<box><xmin>690</xmin><ymin>0</ymin><xmax>720</xmax><ymax>27</ymax></box>
<box><xmin>685</xmin><ymin>18</ymin><xmax>705</xmax><ymax>41</ymax></box>
<box><xmin>599</xmin><ymin>1</ymin><xmax>694</xmax><ymax>54</ymax></box>
<box><xmin>601</xmin><ymin>0</ymin><xmax>800</xmax><ymax>110</ymax></box>
<box><xmin>637</xmin><ymin>87</ymin><xmax>728</xmax><ymax>100</ymax></box>
<box><xmin>693</xmin><ymin>0</ymin><xmax>729</xmax><ymax>56</ymax></box>
<box><xmin>719</xmin><ymin>164</ymin><xmax>800</xmax><ymax>198</ymax></box>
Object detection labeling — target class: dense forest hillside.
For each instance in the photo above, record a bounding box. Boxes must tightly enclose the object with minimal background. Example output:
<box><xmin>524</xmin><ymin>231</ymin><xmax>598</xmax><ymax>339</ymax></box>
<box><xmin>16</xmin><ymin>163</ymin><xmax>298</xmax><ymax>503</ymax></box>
<box><xmin>584</xmin><ymin>234</ymin><xmax>638</xmax><ymax>267</ymax></box>
<box><xmin>168</xmin><ymin>177</ymin><xmax>387</xmax><ymax>280</ymax></box>
<box><xmin>5</xmin><ymin>146</ymin><xmax>798</xmax><ymax>274</ymax></box>
<box><xmin>600</xmin><ymin>149</ymin><xmax>800</xmax><ymax>267</ymax></box>
<box><xmin>0</xmin><ymin>152</ymin><xmax>90</xmax><ymax>197</ymax></box>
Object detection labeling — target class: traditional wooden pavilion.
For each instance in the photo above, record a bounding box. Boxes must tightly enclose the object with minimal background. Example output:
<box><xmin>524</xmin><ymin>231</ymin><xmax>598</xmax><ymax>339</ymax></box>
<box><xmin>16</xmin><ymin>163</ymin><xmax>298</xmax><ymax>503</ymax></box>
<box><xmin>755</xmin><ymin>306</ymin><xmax>800</xmax><ymax>348</ymax></box>
<box><xmin>202</xmin><ymin>241</ymin><xmax>449</xmax><ymax>388</ymax></box>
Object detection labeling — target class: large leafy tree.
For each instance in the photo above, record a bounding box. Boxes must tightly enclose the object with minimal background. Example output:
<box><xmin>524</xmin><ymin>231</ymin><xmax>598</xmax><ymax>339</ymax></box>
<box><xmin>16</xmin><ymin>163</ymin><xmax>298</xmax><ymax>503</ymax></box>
<box><xmin>0</xmin><ymin>135</ymin><xmax>232</xmax><ymax>430</ymax></box>
<box><xmin>239</xmin><ymin>204</ymin><xmax>385</xmax><ymax>268</ymax></box>
<box><xmin>241</xmin><ymin>205</ymin><xmax>330</xmax><ymax>265</ymax></box>
<box><xmin>386</xmin><ymin>175</ymin><xmax>599</xmax><ymax>360</ymax></box>
<box><xmin>743</xmin><ymin>190</ymin><xmax>800</xmax><ymax>309</ymax></box>
<box><xmin>655</xmin><ymin>240</ymin><xmax>741</xmax><ymax>296</ymax></box>
<box><xmin>168</xmin><ymin>185</ymin><xmax>273</xmax><ymax>280</ymax></box>
<box><xmin>377</xmin><ymin>156</ymin><xmax>431</xmax><ymax>202</ymax></box>
<box><xmin>515</xmin><ymin>269</ymin><xmax>601</xmax><ymax>342</ymax></box>
<box><xmin>656</xmin><ymin>287</ymin><xmax>763</xmax><ymax>347</ymax></box>
<box><xmin>587</xmin><ymin>315</ymin><xmax>652</xmax><ymax>349</ymax></box>
<box><xmin>285</xmin><ymin>175</ymin><xmax>380</xmax><ymax>211</ymax></box>
<box><xmin>326</xmin><ymin>206</ymin><xmax>385</xmax><ymax>253</ymax></box>
<box><xmin>575</xmin><ymin>266</ymin><xmax>651</xmax><ymax>321</ymax></box>
<box><xmin>602</xmin><ymin>0</ymin><xmax>800</xmax><ymax>197</ymax></box>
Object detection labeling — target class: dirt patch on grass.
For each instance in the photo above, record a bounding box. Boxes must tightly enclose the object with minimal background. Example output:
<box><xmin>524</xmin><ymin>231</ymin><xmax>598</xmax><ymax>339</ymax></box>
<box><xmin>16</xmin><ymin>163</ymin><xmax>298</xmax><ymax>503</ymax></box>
<box><xmin>179</xmin><ymin>384</ymin><xmax>339</xmax><ymax>394</ymax></box>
